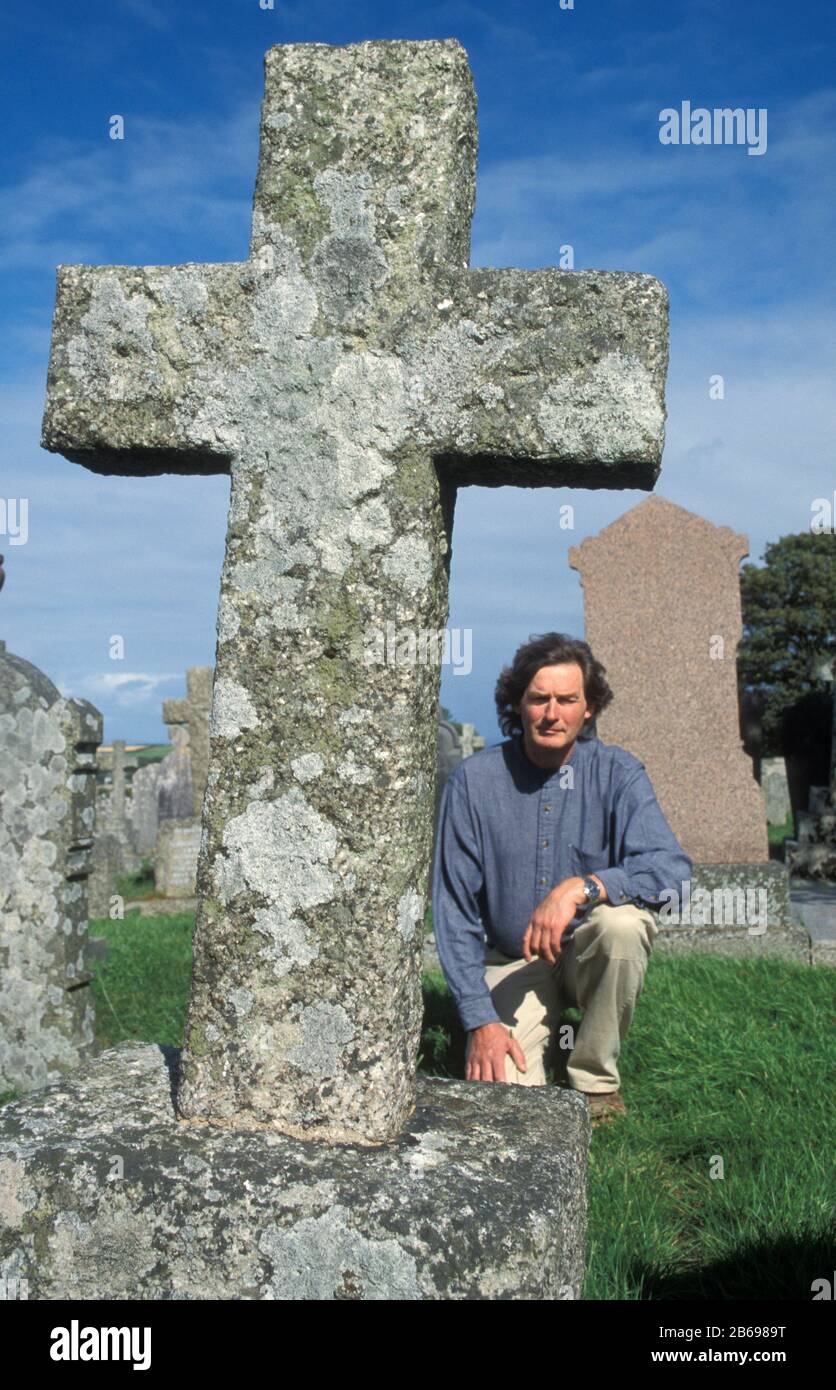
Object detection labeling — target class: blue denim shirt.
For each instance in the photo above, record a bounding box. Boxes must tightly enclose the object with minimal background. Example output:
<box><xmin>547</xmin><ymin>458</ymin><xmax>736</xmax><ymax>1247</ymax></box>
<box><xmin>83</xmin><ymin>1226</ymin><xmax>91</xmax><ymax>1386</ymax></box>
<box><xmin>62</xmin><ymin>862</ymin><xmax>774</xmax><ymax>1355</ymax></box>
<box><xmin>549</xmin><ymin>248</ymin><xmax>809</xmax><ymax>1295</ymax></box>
<box><xmin>431</xmin><ymin>733</ymin><xmax>693</xmax><ymax>1032</ymax></box>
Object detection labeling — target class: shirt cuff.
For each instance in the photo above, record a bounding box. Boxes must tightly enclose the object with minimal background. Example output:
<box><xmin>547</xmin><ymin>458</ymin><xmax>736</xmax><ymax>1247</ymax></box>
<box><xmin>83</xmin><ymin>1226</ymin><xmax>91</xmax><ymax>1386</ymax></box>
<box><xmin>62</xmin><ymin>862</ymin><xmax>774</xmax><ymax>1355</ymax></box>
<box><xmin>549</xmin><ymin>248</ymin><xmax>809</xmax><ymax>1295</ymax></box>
<box><xmin>594</xmin><ymin>868</ymin><xmax>634</xmax><ymax>906</ymax></box>
<box><xmin>458</xmin><ymin>995</ymin><xmax>502</xmax><ymax>1033</ymax></box>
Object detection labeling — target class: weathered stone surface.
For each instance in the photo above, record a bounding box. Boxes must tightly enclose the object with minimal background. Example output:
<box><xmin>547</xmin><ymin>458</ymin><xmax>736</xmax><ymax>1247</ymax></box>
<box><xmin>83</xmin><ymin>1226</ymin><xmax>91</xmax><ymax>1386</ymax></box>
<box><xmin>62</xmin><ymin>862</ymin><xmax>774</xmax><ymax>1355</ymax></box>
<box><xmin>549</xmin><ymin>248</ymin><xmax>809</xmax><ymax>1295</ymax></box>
<box><xmin>0</xmin><ymin>1042</ymin><xmax>588</xmax><ymax>1301</ymax></box>
<box><xmin>435</xmin><ymin>713</ymin><xmax>463</xmax><ymax>843</ymax></box>
<box><xmin>460</xmin><ymin>723</ymin><xmax>485</xmax><ymax>759</ymax></box>
<box><xmin>155</xmin><ymin>724</ymin><xmax>194</xmax><ymax>823</ymax></box>
<box><xmin>569</xmin><ymin>495</ymin><xmax>768</xmax><ymax>864</ymax></box>
<box><xmin>650</xmin><ymin>863</ymin><xmax>812</xmax><ymax>964</ymax></box>
<box><xmin>127</xmin><ymin>760</ymin><xmax>161</xmax><ymax>855</ymax></box>
<box><xmin>654</xmin><ymin>922</ymin><xmax>811</xmax><ymax>963</ymax></box>
<box><xmin>87</xmin><ymin>831</ymin><xmax>126</xmax><ymax>919</ymax></box>
<box><xmin>0</xmin><ymin>640</ymin><xmax>103</xmax><ymax>1094</ymax></box>
<box><xmin>155</xmin><ymin>819</ymin><xmax>202</xmax><ymax>898</ymax></box>
<box><xmin>162</xmin><ymin>668</ymin><xmax>213</xmax><ymax>820</ymax></box>
<box><xmin>96</xmin><ymin>743</ymin><xmax>141</xmax><ymax>877</ymax></box>
<box><xmin>41</xmin><ymin>39</ymin><xmax>668</xmax><ymax>1143</ymax></box>
<box><xmin>761</xmin><ymin>756</ymin><xmax>791</xmax><ymax>827</ymax></box>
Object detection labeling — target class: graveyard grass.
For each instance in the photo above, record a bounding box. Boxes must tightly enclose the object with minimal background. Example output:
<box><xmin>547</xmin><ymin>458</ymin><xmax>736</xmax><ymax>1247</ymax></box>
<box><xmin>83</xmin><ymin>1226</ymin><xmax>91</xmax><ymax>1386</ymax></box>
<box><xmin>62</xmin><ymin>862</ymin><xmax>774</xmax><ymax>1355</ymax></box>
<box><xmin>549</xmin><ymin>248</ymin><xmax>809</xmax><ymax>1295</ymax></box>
<box><xmin>2</xmin><ymin>905</ymin><xmax>831</xmax><ymax>1302</ymax></box>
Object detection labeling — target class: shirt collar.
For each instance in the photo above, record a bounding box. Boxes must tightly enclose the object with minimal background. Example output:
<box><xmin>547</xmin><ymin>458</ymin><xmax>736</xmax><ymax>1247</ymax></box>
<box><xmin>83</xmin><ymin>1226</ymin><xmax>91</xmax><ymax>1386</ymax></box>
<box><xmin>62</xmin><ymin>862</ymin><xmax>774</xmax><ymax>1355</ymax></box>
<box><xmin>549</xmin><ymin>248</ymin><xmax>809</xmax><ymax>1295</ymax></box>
<box><xmin>510</xmin><ymin>731</ymin><xmax>592</xmax><ymax>781</ymax></box>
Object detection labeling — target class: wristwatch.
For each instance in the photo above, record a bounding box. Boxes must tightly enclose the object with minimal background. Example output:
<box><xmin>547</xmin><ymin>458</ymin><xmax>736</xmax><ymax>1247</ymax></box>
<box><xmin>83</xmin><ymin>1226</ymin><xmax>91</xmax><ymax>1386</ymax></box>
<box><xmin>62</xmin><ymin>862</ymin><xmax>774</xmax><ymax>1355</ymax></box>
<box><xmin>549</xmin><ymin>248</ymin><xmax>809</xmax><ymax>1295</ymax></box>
<box><xmin>581</xmin><ymin>875</ymin><xmax>602</xmax><ymax>906</ymax></box>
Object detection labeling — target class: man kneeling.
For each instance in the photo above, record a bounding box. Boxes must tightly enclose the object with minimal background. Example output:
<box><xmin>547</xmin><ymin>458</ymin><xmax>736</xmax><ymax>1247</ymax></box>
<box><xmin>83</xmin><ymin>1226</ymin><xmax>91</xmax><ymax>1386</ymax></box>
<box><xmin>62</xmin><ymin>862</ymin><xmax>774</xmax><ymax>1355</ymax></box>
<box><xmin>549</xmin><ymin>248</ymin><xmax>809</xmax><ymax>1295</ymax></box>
<box><xmin>431</xmin><ymin>632</ymin><xmax>693</xmax><ymax>1122</ymax></box>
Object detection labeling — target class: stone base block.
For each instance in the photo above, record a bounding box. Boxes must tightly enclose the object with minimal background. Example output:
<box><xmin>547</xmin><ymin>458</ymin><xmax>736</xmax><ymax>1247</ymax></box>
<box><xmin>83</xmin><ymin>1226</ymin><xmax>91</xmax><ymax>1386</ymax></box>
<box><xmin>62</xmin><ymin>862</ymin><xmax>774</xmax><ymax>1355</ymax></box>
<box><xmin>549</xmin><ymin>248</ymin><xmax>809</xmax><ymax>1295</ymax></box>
<box><xmin>0</xmin><ymin>1043</ymin><xmax>588</xmax><ymax>1301</ymax></box>
<box><xmin>650</xmin><ymin>862</ymin><xmax>811</xmax><ymax>964</ymax></box>
<box><xmin>654</xmin><ymin>920</ymin><xmax>811</xmax><ymax>964</ymax></box>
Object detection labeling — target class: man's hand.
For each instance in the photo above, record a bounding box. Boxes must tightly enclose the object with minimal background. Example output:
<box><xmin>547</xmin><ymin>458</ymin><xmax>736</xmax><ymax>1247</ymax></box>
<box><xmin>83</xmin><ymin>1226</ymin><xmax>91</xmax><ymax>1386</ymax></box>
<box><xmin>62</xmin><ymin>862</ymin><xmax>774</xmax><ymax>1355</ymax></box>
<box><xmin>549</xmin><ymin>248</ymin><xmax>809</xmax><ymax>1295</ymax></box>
<box><xmin>522</xmin><ymin>875</ymin><xmax>606</xmax><ymax>965</ymax></box>
<box><xmin>465</xmin><ymin>1021</ymin><xmax>527</xmax><ymax>1083</ymax></box>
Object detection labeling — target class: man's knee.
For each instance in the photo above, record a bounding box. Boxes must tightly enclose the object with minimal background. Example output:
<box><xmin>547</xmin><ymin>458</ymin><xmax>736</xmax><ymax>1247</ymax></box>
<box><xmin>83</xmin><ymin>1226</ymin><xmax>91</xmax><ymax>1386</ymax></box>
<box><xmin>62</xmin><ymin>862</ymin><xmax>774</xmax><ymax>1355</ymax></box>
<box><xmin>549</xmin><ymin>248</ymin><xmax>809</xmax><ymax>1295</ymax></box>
<box><xmin>581</xmin><ymin>903</ymin><xmax>657</xmax><ymax>954</ymax></box>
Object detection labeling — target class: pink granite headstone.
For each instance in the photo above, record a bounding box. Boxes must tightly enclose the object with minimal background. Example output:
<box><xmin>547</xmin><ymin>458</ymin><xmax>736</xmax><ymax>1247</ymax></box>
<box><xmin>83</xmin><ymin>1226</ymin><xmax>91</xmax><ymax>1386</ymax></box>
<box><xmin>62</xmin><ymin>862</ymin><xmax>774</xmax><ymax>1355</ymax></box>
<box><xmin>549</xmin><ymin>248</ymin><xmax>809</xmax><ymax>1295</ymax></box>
<box><xmin>568</xmin><ymin>494</ymin><xmax>768</xmax><ymax>864</ymax></box>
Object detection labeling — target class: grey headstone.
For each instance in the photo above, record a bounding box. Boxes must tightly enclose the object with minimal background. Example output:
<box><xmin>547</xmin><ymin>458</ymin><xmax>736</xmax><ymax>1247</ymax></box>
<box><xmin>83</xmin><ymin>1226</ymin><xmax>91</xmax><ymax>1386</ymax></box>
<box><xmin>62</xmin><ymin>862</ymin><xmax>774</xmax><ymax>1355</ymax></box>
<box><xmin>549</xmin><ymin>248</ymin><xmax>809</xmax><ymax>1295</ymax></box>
<box><xmin>0</xmin><ymin>640</ymin><xmax>103</xmax><ymax>1094</ymax></box>
<box><xmin>155</xmin><ymin>819</ymin><xmax>202</xmax><ymax>898</ymax></box>
<box><xmin>163</xmin><ymin>667</ymin><xmax>214</xmax><ymax>820</ymax></box>
<box><xmin>761</xmin><ymin>756</ymin><xmax>791</xmax><ymax>826</ymax></box>
<box><xmin>127</xmin><ymin>760</ymin><xmax>162</xmax><ymax>856</ymax></box>
<box><xmin>100</xmin><ymin>739</ymin><xmax>141</xmax><ymax>874</ymax></box>
<box><xmin>460</xmin><ymin>723</ymin><xmax>485</xmax><ymax>759</ymax></box>
<box><xmin>87</xmin><ymin>831</ymin><xmax>127</xmax><ymax>919</ymax></box>
<box><xmin>155</xmin><ymin>724</ymin><xmax>194</xmax><ymax>822</ymax></box>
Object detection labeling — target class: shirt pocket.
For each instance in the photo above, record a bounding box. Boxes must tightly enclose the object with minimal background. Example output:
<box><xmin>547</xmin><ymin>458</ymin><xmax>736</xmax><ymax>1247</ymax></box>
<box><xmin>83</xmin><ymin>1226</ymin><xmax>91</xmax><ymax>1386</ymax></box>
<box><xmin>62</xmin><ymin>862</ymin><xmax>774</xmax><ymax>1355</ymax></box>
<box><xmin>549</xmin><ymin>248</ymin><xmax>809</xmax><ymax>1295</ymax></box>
<box><xmin>569</xmin><ymin>844</ymin><xmax>612</xmax><ymax>879</ymax></box>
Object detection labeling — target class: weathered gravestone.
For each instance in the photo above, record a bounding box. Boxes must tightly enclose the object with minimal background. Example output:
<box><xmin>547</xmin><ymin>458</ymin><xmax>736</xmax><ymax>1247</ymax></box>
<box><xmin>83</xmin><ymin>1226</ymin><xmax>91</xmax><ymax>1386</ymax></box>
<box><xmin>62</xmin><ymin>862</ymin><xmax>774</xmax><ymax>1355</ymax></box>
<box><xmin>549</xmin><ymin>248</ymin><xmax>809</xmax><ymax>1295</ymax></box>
<box><xmin>569</xmin><ymin>495</ymin><xmax>808</xmax><ymax>962</ymax></box>
<box><xmin>1</xmin><ymin>40</ymin><xmax>668</xmax><ymax>1298</ymax></box>
<box><xmin>0</xmin><ymin>640</ymin><xmax>103</xmax><ymax>1094</ymax></box>
<box><xmin>460</xmin><ymin>722</ymin><xmax>486</xmax><ymax>759</ymax></box>
<box><xmin>87</xmin><ymin>831</ymin><xmax>126</xmax><ymax>919</ymax></box>
<box><xmin>127</xmin><ymin>759</ymin><xmax>161</xmax><ymax>855</ymax></box>
<box><xmin>432</xmin><ymin>710</ymin><xmax>485</xmax><ymax>846</ymax></box>
<box><xmin>163</xmin><ymin>667</ymin><xmax>214</xmax><ymax>821</ymax></box>
<box><xmin>434</xmin><ymin>712</ymin><xmax>463</xmax><ymax>843</ymax></box>
<box><xmin>154</xmin><ymin>667</ymin><xmax>214</xmax><ymax>898</ymax></box>
<box><xmin>155</xmin><ymin>820</ymin><xmax>203</xmax><ymax>899</ymax></box>
<box><xmin>155</xmin><ymin>719</ymin><xmax>194</xmax><ymax>822</ymax></box>
<box><xmin>761</xmin><ymin>756</ymin><xmax>791</xmax><ymax>827</ymax></box>
<box><xmin>93</xmin><ymin>740</ymin><xmax>141</xmax><ymax>888</ymax></box>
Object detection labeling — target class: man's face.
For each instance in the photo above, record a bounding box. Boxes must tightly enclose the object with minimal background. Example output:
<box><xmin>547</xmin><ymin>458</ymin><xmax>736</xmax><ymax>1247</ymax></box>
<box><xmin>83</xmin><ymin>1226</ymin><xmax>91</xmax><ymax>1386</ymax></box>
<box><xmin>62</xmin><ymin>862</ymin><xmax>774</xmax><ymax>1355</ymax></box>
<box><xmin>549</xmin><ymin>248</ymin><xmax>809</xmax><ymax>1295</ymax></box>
<box><xmin>514</xmin><ymin>662</ymin><xmax>594</xmax><ymax>764</ymax></box>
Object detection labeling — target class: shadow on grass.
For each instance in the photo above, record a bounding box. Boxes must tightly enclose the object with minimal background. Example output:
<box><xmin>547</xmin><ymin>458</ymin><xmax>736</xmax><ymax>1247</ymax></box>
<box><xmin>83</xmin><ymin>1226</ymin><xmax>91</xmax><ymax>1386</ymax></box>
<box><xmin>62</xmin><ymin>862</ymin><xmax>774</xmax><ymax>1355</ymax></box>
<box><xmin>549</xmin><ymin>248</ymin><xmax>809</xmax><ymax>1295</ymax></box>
<box><xmin>418</xmin><ymin>971</ymin><xmax>466</xmax><ymax>1078</ymax></box>
<box><xmin>626</xmin><ymin>1228</ymin><xmax>834</xmax><ymax>1300</ymax></box>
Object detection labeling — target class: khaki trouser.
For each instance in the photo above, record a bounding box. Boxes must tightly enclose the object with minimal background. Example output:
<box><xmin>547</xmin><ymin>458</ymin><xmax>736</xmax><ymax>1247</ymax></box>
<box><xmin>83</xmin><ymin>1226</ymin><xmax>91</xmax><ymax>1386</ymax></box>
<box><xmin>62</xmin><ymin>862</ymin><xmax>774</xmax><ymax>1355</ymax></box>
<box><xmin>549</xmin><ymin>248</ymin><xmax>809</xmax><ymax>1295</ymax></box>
<box><xmin>476</xmin><ymin>903</ymin><xmax>659</xmax><ymax>1093</ymax></box>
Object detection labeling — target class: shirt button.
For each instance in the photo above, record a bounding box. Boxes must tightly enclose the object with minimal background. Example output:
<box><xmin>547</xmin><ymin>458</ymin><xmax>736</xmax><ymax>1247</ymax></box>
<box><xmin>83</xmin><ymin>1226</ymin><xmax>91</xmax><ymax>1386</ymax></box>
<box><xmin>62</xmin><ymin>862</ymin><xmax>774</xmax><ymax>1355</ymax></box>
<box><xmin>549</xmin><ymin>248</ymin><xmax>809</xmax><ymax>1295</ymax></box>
<box><xmin>544</xmin><ymin>805</ymin><xmax>551</xmax><ymax>812</ymax></box>
<box><xmin>542</xmin><ymin>839</ymin><xmax>549</xmax><ymax>847</ymax></box>
<box><xmin>540</xmin><ymin>878</ymin><xmax>547</xmax><ymax>885</ymax></box>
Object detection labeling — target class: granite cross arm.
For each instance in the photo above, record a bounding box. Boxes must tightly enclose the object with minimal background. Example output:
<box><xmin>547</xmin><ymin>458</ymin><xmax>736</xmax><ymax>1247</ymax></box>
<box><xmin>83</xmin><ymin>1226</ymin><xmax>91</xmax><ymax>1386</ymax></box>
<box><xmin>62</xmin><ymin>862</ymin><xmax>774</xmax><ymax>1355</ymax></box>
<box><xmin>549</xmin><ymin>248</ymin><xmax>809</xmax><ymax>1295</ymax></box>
<box><xmin>41</xmin><ymin>38</ymin><xmax>669</xmax><ymax>1145</ymax></box>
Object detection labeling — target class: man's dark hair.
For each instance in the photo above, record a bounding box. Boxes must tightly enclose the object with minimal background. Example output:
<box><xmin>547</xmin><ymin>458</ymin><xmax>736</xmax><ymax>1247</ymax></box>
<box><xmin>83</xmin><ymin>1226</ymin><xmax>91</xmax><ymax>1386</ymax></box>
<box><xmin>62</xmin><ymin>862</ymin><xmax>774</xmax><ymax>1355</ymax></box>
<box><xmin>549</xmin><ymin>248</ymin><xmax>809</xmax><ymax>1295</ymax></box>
<box><xmin>494</xmin><ymin>632</ymin><xmax>614</xmax><ymax>738</ymax></box>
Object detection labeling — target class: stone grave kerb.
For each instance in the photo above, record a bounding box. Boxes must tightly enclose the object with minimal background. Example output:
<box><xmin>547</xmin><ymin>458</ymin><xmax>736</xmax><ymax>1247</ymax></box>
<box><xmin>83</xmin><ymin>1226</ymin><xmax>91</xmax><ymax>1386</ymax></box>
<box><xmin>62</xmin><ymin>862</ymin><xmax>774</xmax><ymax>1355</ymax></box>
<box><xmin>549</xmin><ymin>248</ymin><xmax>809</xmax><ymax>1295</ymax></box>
<box><xmin>41</xmin><ymin>39</ymin><xmax>669</xmax><ymax>1144</ymax></box>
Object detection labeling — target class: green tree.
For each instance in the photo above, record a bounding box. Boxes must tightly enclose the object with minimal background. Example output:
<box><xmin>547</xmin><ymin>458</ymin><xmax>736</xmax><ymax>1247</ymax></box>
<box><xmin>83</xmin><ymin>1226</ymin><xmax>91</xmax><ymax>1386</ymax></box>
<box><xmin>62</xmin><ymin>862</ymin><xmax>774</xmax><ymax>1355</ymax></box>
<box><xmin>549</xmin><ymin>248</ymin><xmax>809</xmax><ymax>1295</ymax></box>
<box><xmin>738</xmin><ymin>531</ymin><xmax>835</xmax><ymax>756</ymax></box>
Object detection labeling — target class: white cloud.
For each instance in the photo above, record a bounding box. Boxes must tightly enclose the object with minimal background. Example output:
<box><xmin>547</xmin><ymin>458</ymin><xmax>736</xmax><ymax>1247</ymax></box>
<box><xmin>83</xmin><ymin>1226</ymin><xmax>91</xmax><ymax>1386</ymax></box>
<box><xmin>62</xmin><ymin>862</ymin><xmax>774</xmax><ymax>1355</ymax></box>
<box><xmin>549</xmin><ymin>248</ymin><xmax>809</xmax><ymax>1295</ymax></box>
<box><xmin>64</xmin><ymin>671</ymin><xmax>179</xmax><ymax>705</ymax></box>
<box><xmin>0</xmin><ymin>102</ymin><xmax>259</xmax><ymax>272</ymax></box>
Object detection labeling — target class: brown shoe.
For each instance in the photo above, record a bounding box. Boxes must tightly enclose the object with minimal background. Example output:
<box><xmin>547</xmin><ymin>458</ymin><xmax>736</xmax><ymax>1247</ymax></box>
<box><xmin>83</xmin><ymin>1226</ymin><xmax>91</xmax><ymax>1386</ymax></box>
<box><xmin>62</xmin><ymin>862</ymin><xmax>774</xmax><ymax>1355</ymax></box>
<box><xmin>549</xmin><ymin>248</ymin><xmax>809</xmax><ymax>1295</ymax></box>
<box><xmin>584</xmin><ymin>1090</ymin><xmax>628</xmax><ymax>1124</ymax></box>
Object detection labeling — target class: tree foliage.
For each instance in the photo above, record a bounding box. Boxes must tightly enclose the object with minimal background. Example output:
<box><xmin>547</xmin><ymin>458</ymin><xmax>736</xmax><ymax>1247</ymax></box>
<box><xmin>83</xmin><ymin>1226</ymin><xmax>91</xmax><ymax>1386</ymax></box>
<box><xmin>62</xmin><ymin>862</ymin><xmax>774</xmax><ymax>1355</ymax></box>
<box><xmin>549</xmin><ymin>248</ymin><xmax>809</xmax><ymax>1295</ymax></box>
<box><xmin>738</xmin><ymin>531</ymin><xmax>835</xmax><ymax>756</ymax></box>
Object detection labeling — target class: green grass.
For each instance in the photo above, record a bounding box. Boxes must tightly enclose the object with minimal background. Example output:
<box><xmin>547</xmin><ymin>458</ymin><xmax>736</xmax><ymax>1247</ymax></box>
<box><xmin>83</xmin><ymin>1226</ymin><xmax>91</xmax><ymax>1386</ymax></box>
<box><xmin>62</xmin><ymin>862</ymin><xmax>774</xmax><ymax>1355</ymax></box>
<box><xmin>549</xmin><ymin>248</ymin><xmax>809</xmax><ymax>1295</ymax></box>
<box><xmin>131</xmin><ymin>744</ymin><xmax>171</xmax><ymax>767</ymax></box>
<box><xmin>115</xmin><ymin>859</ymin><xmax>157</xmax><ymax>902</ymax></box>
<box><xmin>88</xmin><ymin>911</ymin><xmax>196</xmax><ymax>1049</ymax></box>
<box><xmin>3</xmin><ymin>913</ymin><xmax>834</xmax><ymax>1299</ymax></box>
<box><xmin>767</xmin><ymin>810</ymin><xmax>794</xmax><ymax>851</ymax></box>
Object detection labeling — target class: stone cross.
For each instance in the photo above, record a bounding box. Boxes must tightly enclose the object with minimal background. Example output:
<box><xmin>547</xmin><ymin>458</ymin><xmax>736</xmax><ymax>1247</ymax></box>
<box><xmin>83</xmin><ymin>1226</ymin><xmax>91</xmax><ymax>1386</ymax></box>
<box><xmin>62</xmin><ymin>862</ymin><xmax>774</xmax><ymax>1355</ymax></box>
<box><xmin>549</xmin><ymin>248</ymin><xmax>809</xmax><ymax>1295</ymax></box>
<box><xmin>162</xmin><ymin>667</ymin><xmax>214</xmax><ymax>819</ymax></box>
<box><xmin>41</xmin><ymin>39</ymin><xmax>668</xmax><ymax>1144</ymax></box>
<box><xmin>106</xmin><ymin>738</ymin><xmax>138</xmax><ymax>833</ymax></box>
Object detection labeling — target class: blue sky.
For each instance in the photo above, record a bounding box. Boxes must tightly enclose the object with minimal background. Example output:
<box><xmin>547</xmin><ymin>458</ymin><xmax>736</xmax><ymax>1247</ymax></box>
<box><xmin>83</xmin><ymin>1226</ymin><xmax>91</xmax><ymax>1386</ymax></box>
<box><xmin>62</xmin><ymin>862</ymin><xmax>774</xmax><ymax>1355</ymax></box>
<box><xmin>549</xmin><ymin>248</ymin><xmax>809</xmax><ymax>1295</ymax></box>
<box><xmin>1</xmin><ymin>0</ymin><xmax>834</xmax><ymax>745</ymax></box>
